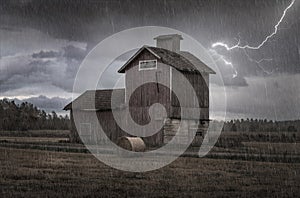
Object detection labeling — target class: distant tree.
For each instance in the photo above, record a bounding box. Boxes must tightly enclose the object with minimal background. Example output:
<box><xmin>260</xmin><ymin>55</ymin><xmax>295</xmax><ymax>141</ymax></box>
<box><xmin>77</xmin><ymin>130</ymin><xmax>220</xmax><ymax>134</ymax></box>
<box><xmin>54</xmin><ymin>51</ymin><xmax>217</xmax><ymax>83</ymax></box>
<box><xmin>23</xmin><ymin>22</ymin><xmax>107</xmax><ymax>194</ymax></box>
<box><xmin>0</xmin><ymin>99</ymin><xmax>70</xmax><ymax>131</ymax></box>
<box><xmin>221</xmin><ymin>119</ymin><xmax>300</xmax><ymax>133</ymax></box>
<box><xmin>288</xmin><ymin>126</ymin><xmax>297</xmax><ymax>132</ymax></box>
<box><xmin>249</xmin><ymin>124</ymin><xmax>256</xmax><ymax>132</ymax></box>
<box><xmin>231</xmin><ymin>123</ymin><xmax>237</xmax><ymax>132</ymax></box>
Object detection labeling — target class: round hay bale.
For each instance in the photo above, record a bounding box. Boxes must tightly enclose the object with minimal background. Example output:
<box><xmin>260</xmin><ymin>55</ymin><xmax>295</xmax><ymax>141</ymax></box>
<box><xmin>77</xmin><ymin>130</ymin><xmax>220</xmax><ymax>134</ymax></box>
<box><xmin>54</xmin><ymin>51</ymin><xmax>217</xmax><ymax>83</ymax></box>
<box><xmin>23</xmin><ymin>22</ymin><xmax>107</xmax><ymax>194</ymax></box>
<box><xmin>117</xmin><ymin>136</ymin><xmax>146</xmax><ymax>152</ymax></box>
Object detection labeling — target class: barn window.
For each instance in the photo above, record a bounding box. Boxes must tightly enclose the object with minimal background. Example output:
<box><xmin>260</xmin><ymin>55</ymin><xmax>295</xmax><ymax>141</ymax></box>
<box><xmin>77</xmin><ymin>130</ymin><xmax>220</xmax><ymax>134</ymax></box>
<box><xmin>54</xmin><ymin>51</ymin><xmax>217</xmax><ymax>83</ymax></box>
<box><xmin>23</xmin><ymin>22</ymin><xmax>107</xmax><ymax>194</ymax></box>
<box><xmin>139</xmin><ymin>60</ymin><xmax>157</xmax><ymax>70</ymax></box>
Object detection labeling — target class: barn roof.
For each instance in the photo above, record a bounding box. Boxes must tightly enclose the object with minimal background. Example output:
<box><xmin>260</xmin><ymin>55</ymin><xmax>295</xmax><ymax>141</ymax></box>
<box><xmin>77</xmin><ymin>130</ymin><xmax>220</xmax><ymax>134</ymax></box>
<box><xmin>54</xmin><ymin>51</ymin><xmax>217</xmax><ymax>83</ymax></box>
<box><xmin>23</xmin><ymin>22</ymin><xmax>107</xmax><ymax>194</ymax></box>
<box><xmin>63</xmin><ymin>89</ymin><xmax>125</xmax><ymax>111</ymax></box>
<box><xmin>117</xmin><ymin>46</ymin><xmax>215</xmax><ymax>74</ymax></box>
<box><xmin>178</xmin><ymin>51</ymin><xmax>216</xmax><ymax>74</ymax></box>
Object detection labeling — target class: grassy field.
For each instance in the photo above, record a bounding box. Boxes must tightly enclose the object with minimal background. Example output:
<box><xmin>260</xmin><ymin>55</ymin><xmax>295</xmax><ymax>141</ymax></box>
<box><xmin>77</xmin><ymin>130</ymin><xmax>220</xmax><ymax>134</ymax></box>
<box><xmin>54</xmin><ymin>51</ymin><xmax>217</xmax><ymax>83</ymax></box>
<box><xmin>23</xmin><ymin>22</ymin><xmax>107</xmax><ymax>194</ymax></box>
<box><xmin>0</xmin><ymin>136</ymin><xmax>68</xmax><ymax>143</ymax></box>
<box><xmin>242</xmin><ymin>142</ymin><xmax>300</xmax><ymax>155</ymax></box>
<box><xmin>0</xmin><ymin>147</ymin><xmax>299</xmax><ymax>197</ymax></box>
<box><xmin>0</xmin><ymin>130</ymin><xmax>70</xmax><ymax>138</ymax></box>
<box><xmin>0</xmin><ymin>130</ymin><xmax>299</xmax><ymax>197</ymax></box>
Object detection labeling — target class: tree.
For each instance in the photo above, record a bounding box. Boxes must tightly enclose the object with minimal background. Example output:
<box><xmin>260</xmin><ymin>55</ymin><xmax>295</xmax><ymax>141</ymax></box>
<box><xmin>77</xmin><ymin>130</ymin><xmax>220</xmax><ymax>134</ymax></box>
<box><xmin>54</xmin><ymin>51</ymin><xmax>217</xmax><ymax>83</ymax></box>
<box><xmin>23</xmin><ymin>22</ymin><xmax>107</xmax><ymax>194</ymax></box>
<box><xmin>288</xmin><ymin>125</ymin><xmax>297</xmax><ymax>132</ymax></box>
<box><xmin>0</xmin><ymin>99</ymin><xmax>70</xmax><ymax>131</ymax></box>
<box><xmin>231</xmin><ymin>123</ymin><xmax>237</xmax><ymax>132</ymax></box>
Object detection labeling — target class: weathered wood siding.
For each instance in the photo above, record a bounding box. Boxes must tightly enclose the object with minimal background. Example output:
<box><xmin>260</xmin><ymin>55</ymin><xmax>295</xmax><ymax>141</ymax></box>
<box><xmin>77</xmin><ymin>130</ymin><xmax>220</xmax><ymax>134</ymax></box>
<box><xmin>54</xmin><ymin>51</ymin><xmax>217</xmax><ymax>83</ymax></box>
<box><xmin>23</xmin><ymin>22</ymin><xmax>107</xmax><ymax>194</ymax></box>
<box><xmin>124</xmin><ymin>49</ymin><xmax>171</xmax><ymax>146</ymax></box>
<box><xmin>125</xmin><ymin>49</ymin><xmax>171</xmax><ymax>108</ymax></box>
<box><xmin>171</xmin><ymin>70</ymin><xmax>208</xmax><ymax>108</ymax></box>
<box><xmin>70</xmin><ymin>109</ymin><xmax>129</xmax><ymax>144</ymax></box>
<box><xmin>69</xmin><ymin>49</ymin><xmax>211</xmax><ymax>146</ymax></box>
<box><xmin>70</xmin><ymin>109</ymin><xmax>164</xmax><ymax>146</ymax></box>
<box><xmin>171</xmin><ymin>69</ymin><xmax>209</xmax><ymax>119</ymax></box>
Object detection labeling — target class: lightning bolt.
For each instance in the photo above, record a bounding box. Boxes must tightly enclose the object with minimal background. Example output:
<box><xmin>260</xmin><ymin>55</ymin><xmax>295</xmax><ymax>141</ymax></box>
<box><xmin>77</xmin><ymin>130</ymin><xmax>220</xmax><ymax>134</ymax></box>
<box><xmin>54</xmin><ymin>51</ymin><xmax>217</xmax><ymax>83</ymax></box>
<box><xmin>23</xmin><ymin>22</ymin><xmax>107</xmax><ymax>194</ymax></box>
<box><xmin>209</xmin><ymin>49</ymin><xmax>238</xmax><ymax>78</ymax></box>
<box><xmin>212</xmin><ymin>0</ymin><xmax>295</xmax><ymax>50</ymax></box>
<box><xmin>210</xmin><ymin>0</ymin><xmax>295</xmax><ymax>78</ymax></box>
<box><xmin>242</xmin><ymin>49</ymin><xmax>274</xmax><ymax>75</ymax></box>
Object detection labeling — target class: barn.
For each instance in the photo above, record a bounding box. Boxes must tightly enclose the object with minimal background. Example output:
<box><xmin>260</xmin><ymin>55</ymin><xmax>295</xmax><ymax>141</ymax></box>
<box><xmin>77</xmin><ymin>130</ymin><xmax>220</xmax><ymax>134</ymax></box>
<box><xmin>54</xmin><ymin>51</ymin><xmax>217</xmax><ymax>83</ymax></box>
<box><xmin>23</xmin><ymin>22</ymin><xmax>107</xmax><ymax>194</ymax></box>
<box><xmin>64</xmin><ymin>34</ymin><xmax>215</xmax><ymax>147</ymax></box>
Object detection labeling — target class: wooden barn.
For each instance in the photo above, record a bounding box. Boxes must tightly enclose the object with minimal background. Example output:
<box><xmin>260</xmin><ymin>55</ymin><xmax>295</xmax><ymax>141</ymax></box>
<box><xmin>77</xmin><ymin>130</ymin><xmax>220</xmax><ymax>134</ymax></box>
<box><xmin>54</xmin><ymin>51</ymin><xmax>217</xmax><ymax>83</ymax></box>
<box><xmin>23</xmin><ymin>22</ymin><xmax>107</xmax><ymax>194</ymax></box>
<box><xmin>64</xmin><ymin>34</ymin><xmax>215</xmax><ymax>147</ymax></box>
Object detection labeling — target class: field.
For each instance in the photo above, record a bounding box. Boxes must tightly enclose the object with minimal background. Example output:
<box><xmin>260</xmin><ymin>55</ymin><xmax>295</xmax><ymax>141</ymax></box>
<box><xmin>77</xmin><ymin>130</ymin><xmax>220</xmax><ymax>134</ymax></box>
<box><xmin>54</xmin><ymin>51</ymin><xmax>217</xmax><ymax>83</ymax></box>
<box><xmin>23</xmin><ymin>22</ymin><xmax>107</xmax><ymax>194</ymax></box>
<box><xmin>0</xmin><ymin>130</ymin><xmax>299</xmax><ymax>197</ymax></box>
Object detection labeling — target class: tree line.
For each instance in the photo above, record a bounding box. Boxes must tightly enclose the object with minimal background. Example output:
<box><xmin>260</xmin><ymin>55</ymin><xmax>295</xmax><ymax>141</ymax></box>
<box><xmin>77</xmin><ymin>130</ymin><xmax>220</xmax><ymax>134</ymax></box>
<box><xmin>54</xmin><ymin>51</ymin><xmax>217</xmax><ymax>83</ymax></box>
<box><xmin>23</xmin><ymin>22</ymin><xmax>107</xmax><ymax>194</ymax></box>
<box><xmin>220</xmin><ymin>118</ymin><xmax>299</xmax><ymax>132</ymax></box>
<box><xmin>0</xmin><ymin>98</ymin><xmax>299</xmax><ymax>132</ymax></box>
<box><xmin>0</xmin><ymin>99</ymin><xmax>69</xmax><ymax>131</ymax></box>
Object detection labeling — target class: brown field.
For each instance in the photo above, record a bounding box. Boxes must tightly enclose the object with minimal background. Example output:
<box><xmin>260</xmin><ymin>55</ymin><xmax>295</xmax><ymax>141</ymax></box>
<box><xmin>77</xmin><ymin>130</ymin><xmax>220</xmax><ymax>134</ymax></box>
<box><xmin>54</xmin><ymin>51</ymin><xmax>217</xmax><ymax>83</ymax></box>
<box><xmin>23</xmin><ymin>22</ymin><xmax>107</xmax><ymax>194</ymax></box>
<box><xmin>242</xmin><ymin>142</ymin><xmax>300</xmax><ymax>155</ymax></box>
<box><xmin>0</xmin><ymin>130</ymin><xmax>299</xmax><ymax>197</ymax></box>
<box><xmin>0</xmin><ymin>130</ymin><xmax>70</xmax><ymax>138</ymax></box>
<box><xmin>0</xmin><ymin>136</ymin><xmax>68</xmax><ymax>143</ymax></box>
<box><xmin>1</xmin><ymin>147</ymin><xmax>300</xmax><ymax>197</ymax></box>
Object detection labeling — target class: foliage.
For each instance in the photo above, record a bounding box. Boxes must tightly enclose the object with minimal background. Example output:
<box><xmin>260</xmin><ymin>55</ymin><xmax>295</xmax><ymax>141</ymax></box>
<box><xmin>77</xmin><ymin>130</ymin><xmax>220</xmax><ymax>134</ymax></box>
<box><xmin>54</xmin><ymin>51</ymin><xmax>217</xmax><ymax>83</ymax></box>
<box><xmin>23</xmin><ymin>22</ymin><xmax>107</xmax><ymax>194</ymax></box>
<box><xmin>0</xmin><ymin>99</ymin><xmax>69</xmax><ymax>131</ymax></box>
<box><xmin>219</xmin><ymin>118</ymin><xmax>300</xmax><ymax>132</ymax></box>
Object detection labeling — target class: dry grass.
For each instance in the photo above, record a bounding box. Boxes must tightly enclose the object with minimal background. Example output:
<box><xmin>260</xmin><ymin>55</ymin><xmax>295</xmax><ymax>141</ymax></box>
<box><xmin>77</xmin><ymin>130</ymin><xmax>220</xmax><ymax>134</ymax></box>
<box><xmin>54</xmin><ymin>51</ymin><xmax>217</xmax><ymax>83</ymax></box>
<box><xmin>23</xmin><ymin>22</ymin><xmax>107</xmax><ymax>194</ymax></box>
<box><xmin>0</xmin><ymin>130</ymin><xmax>70</xmax><ymax>138</ymax></box>
<box><xmin>242</xmin><ymin>142</ymin><xmax>300</xmax><ymax>155</ymax></box>
<box><xmin>0</xmin><ymin>130</ymin><xmax>299</xmax><ymax>197</ymax></box>
<box><xmin>0</xmin><ymin>136</ymin><xmax>68</xmax><ymax>143</ymax></box>
<box><xmin>214</xmin><ymin>131</ymin><xmax>299</xmax><ymax>150</ymax></box>
<box><xmin>0</xmin><ymin>147</ymin><xmax>299</xmax><ymax>197</ymax></box>
<box><xmin>220</xmin><ymin>131</ymin><xmax>298</xmax><ymax>143</ymax></box>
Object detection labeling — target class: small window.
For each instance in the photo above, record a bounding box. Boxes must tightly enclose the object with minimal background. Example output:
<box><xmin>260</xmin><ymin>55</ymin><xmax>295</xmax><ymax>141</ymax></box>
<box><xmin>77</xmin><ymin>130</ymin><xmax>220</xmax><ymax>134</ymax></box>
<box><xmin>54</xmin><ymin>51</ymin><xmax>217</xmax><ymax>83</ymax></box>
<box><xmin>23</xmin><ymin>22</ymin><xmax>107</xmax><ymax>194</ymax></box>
<box><xmin>139</xmin><ymin>60</ymin><xmax>157</xmax><ymax>70</ymax></box>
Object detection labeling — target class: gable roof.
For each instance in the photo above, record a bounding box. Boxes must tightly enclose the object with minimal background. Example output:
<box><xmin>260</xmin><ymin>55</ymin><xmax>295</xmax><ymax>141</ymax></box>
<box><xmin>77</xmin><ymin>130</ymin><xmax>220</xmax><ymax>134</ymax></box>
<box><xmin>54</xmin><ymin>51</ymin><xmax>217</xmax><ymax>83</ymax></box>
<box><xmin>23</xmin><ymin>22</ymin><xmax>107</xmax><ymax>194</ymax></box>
<box><xmin>117</xmin><ymin>46</ymin><xmax>215</xmax><ymax>74</ymax></box>
<box><xmin>63</xmin><ymin>89</ymin><xmax>125</xmax><ymax>111</ymax></box>
<box><xmin>179</xmin><ymin>51</ymin><xmax>216</xmax><ymax>74</ymax></box>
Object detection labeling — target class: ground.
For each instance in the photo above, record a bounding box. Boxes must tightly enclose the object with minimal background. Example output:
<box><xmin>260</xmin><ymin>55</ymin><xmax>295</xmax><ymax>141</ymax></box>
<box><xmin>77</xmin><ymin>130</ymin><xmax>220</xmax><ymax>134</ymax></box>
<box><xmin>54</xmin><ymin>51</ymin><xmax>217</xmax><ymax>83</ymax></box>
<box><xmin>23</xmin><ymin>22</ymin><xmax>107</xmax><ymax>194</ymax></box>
<box><xmin>0</xmin><ymin>130</ymin><xmax>299</xmax><ymax>197</ymax></box>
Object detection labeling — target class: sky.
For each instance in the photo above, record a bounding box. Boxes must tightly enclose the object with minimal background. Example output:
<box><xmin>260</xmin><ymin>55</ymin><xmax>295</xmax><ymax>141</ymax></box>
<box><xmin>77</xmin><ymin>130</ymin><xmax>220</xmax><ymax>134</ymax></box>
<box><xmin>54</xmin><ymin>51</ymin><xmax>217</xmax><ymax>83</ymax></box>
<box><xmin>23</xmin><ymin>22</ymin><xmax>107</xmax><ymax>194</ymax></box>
<box><xmin>0</xmin><ymin>0</ymin><xmax>299</xmax><ymax>120</ymax></box>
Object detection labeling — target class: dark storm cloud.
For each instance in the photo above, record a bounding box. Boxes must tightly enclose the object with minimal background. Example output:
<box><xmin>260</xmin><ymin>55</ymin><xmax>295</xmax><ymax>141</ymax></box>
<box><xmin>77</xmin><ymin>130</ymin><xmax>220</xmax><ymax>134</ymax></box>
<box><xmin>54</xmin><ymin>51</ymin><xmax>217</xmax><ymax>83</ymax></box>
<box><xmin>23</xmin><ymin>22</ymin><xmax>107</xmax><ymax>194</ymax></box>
<box><xmin>224</xmin><ymin>74</ymin><xmax>300</xmax><ymax>121</ymax></box>
<box><xmin>0</xmin><ymin>57</ymin><xmax>57</xmax><ymax>93</ymax></box>
<box><xmin>1</xmin><ymin>0</ymin><xmax>299</xmax><ymax>87</ymax></box>
<box><xmin>2</xmin><ymin>0</ymin><xmax>299</xmax><ymax>45</ymax></box>
<box><xmin>11</xmin><ymin>95</ymin><xmax>71</xmax><ymax>114</ymax></box>
<box><xmin>63</xmin><ymin>45</ymin><xmax>86</xmax><ymax>61</ymax></box>
<box><xmin>0</xmin><ymin>44</ymin><xmax>87</xmax><ymax>93</ymax></box>
<box><xmin>1</xmin><ymin>0</ymin><xmax>300</xmax><ymax>120</ymax></box>
<box><xmin>224</xmin><ymin>76</ymin><xmax>248</xmax><ymax>87</ymax></box>
<box><xmin>32</xmin><ymin>50</ymin><xmax>61</xmax><ymax>59</ymax></box>
<box><xmin>21</xmin><ymin>95</ymin><xmax>71</xmax><ymax>110</ymax></box>
<box><xmin>0</xmin><ymin>26</ymin><xmax>22</xmax><ymax>33</ymax></box>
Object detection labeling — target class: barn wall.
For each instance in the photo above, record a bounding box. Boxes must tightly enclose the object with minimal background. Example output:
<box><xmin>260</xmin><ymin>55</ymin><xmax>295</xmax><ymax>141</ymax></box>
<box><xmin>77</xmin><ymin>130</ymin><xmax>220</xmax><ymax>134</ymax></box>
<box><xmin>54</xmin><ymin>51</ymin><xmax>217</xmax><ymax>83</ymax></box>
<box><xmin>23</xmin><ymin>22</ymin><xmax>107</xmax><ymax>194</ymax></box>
<box><xmin>69</xmin><ymin>109</ymin><xmax>164</xmax><ymax>146</ymax></box>
<box><xmin>163</xmin><ymin>118</ymin><xmax>209</xmax><ymax>147</ymax></box>
<box><xmin>171</xmin><ymin>69</ymin><xmax>209</xmax><ymax>120</ymax></box>
<box><xmin>127</xmin><ymin>106</ymin><xmax>164</xmax><ymax>146</ymax></box>
<box><xmin>68</xmin><ymin>49</ymin><xmax>211</xmax><ymax>146</ymax></box>
<box><xmin>124</xmin><ymin>49</ymin><xmax>170</xmax><ymax>146</ymax></box>
<box><xmin>69</xmin><ymin>110</ymin><xmax>81</xmax><ymax>143</ymax></box>
<box><xmin>171</xmin><ymin>70</ymin><xmax>209</xmax><ymax>108</ymax></box>
<box><xmin>97</xmin><ymin>110</ymin><xmax>126</xmax><ymax>143</ymax></box>
<box><xmin>69</xmin><ymin>108</ymin><xmax>209</xmax><ymax>147</ymax></box>
<box><xmin>70</xmin><ymin>110</ymin><xmax>110</xmax><ymax>144</ymax></box>
<box><xmin>125</xmin><ymin>49</ymin><xmax>171</xmax><ymax>109</ymax></box>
